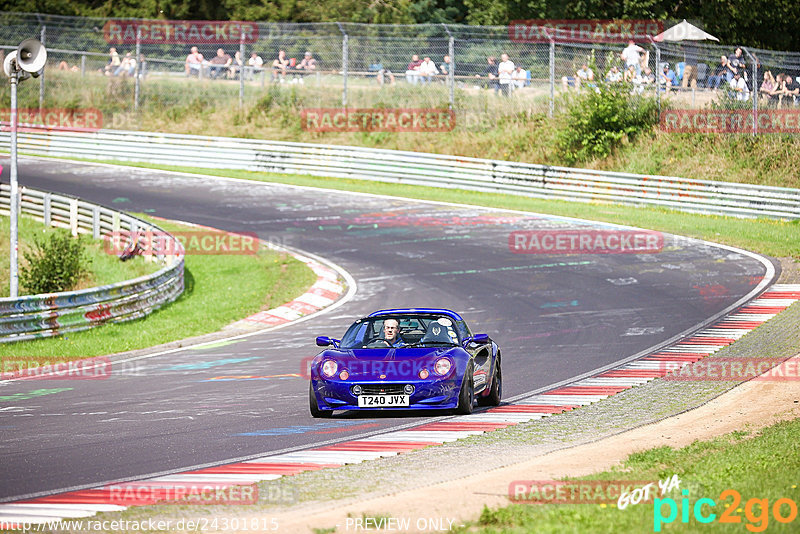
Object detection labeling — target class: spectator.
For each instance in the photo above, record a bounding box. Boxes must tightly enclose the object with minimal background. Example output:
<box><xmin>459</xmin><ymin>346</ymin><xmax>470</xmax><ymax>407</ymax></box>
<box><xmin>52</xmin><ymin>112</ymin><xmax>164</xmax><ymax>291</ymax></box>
<box><xmin>377</xmin><ymin>64</ymin><xmax>396</xmax><ymax>86</ymax></box>
<box><xmin>271</xmin><ymin>49</ymin><xmax>289</xmax><ymax>82</ymax></box>
<box><xmin>620</xmin><ymin>40</ymin><xmax>645</xmax><ymax>75</ymax></box>
<box><xmin>497</xmin><ymin>53</ymin><xmax>514</xmax><ymax>96</ymax></box>
<box><xmin>682</xmin><ymin>42</ymin><xmax>698</xmax><ymax>89</ymax></box>
<box><xmin>606</xmin><ymin>65</ymin><xmax>623</xmax><ymax>83</ymax></box>
<box><xmin>659</xmin><ymin>63</ymin><xmax>677</xmax><ymax>92</ymax></box>
<box><xmin>298</xmin><ymin>51</ymin><xmax>317</xmax><ymax>71</ymax></box>
<box><xmin>512</xmin><ymin>66</ymin><xmax>527</xmax><ymax>89</ymax></box>
<box><xmin>209</xmin><ymin>48</ymin><xmax>232</xmax><ymax>79</ymax></box>
<box><xmin>772</xmin><ymin>74</ymin><xmax>787</xmax><ymax>107</ymax></box>
<box><xmin>58</xmin><ymin>60</ymin><xmax>79</xmax><ymax>72</ymax></box>
<box><xmin>185</xmin><ymin>46</ymin><xmax>204</xmax><ymax>77</ymax></box>
<box><xmin>247</xmin><ymin>52</ymin><xmax>263</xmax><ymax>80</ymax></box>
<box><xmin>576</xmin><ymin>63</ymin><xmax>595</xmax><ymax>89</ymax></box>
<box><xmin>562</xmin><ymin>63</ymin><xmax>594</xmax><ymax>90</ymax></box>
<box><xmin>726</xmin><ymin>47</ymin><xmax>745</xmax><ymax>83</ymax></box>
<box><xmin>624</xmin><ymin>64</ymin><xmax>637</xmax><ymax>83</ymax></box>
<box><xmin>475</xmin><ymin>56</ymin><xmax>499</xmax><ymax>93</ymax></box>
<box><xmin>405</xmin><ymin>54</ymin><xmax>423</xmax><ymax>85</ymax></box>
<box><xmin>104</xmin><ymin>47</ymin><xmax>121</xmax><ymax>76</ymax></box>
<box><xmin>439</xmin><ymin>55</ymin><xmax>452</xmax><ymax>76</ymax></box>
<box><xmin>760</xmin><ymin>71</ymin><xmax>777</xmax><ymax>105</ymax></box>
<box><xmin>228</xmin><ymin>51</ymin><xmax>243</xmax><ymax>79</ymax></box>
<box><xmin>783</xmin><ymin>75</ymin><xmax>799</xmax><ymax>107</ymax></box>
<box><xmin>114</xmin><ymin>52</ymin><xmax>136</xmax><ymax>77</ymax></box>
<box><xmin>418</xmin><ymin>56</ymin><xmax>438</xmax><ymax>83</ymax></box>
<box><xmin>642</xmin><ymin>67</ymin><xmax>655</xmax><ymax>85</ymax></box>
<box><xmin>707</xmin><ymin>56</ymin><xmax>728</xmax><ymax>90</ymax></box>
<box><xmin>729</xmin><ymin>71</ymin><xmax>749</xmax><ymax>101</ymax></box>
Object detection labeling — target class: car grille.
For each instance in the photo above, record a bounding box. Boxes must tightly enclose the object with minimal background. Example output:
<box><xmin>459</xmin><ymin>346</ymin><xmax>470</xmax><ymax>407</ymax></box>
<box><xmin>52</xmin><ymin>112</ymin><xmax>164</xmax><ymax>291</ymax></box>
<box><xmin>357</xmin><ymin>384</ymin><xmax>407</xmax><ymax>395</ymax></box>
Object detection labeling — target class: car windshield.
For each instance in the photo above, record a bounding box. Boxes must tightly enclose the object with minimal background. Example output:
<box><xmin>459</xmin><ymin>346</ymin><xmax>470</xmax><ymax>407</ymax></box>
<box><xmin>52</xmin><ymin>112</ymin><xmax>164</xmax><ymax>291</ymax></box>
<box><xmin>339</xmin><ymin>314</ymin><xmax>461</xmax><ymax>349</ymax></box>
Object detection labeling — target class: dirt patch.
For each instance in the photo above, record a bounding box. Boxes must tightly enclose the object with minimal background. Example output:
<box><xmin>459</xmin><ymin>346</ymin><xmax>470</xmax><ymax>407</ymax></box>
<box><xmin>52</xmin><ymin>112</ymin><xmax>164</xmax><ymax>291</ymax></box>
<box><xmin>273</xmin><ymin>353</ymin><xmax>800</xmax><ymax>533</ymax></box>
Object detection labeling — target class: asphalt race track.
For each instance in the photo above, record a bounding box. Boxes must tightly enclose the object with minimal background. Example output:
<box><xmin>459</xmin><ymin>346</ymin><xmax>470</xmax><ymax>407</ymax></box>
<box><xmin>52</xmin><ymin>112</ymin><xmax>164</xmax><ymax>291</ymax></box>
<box><xmin>0</xmin><ymin>158</ymin><xmax>776</xmax><ymax>501</ymax></box>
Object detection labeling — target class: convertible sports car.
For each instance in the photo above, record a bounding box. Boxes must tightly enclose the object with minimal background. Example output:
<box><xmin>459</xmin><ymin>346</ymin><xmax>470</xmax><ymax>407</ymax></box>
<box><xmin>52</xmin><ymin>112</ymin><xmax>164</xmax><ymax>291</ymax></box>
<box><xmin>309</xmin><ymin>308</ymin><xmax>501</xmax><ymax>417</ymax></box>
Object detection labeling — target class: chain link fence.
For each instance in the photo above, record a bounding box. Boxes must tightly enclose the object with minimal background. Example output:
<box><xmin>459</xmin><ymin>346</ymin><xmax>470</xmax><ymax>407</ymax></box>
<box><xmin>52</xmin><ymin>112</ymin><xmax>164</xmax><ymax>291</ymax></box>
<box><xmin>2</xmin><ymin>12</ymin><xmax>799</xmax><ymax>134</ymax></box>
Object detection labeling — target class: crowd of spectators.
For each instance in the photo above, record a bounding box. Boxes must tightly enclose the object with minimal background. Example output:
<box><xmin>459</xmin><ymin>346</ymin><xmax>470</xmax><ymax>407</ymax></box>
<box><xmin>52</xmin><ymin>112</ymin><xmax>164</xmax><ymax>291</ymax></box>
<box><xmin>555</xmin><ymin>40</ymin><xmax>799</xmax><ymax>107</ymax></box>
<box><xmin>62</xmin><ymin>41</ymin><xmax>799</xmax><ymax>111</ymax></box>
<box><xmin>181</xmin><ymin>46</ymin><xmax>316</xmax><ymax>82</ymax></box>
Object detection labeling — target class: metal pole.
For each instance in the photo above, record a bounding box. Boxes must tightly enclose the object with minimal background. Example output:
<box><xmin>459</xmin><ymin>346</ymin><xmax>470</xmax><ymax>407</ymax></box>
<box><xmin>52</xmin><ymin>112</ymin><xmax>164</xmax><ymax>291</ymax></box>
<box><xmin>448</xmin><ymin>36</ymin><xmax>455</xmax><ymax>110</ymax></box>
<box><xmin>80</xmin><ymin>54</ymin><xmax>85</xmax><ymax>77</ymax></box>
<box><xmin>239</xmin><ymin>39</ymin><xmax>245</xmax><ymax>108</ymax></box>
<box><xmin>548</xmin><ymin>32</ymin><xmax>555</xmax><ymax>118</ymax></box>
<box><xmin>39</xmin><ymin>25</ymin><xmax>45</xmax><ymax>110</ymax></box>
<box><xmin>653</xmin><ymin>41</ymin><xmax>661</xmax><ymax>119</ymax></box>
<box><xmin>743</xmin><ymin>47</ymin><xmax>758</xmax><ymax>136</ymax></box>
<box><xmin>342</xmin><ymin>35</ymin><xmax>348</xmax><ymax>107</ymax></box>
<box><xmin>134</xmin><ymin>27</ymin><xmax>141</xmax><ymax>112</ymax></box>
<box><xmin>442</xmin><ymin>24</ymin><xmax>454</xmax><ymax>110</ymax></box>
<box><xmin>9</xmin><ymin>71</ymin><xmax>20</xmax><ymax>298</ymax></box>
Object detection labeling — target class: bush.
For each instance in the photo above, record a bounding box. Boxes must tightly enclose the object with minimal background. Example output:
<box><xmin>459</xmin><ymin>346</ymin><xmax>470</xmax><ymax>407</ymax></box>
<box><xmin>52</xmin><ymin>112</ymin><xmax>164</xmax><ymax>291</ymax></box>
<box><xmin>20</xmin><ymin>232</ymin><xmax>89</xmax><ymax>294</ymax></box>
<box><xmin>556</xmin><ymin>83</ymin><xmax>659</xmax><ymax>165</ymax></box>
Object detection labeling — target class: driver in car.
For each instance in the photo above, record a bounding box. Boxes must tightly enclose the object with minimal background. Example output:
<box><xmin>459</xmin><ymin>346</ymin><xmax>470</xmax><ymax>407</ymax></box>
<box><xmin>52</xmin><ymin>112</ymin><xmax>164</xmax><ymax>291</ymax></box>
<box><xmin>382</xmin><ymin>319</ymin><xmax>405</xmax><ymax>347</ymax></box>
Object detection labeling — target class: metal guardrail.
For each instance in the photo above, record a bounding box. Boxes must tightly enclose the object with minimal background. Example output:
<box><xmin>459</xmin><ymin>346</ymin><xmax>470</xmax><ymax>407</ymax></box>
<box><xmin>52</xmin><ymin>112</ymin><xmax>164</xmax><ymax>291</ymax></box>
<box><xmin>0</xmin><ymin>184</ymin><xmax>184</xmax><ymax>342</ymax></box>
<box><xmin>2</xmin><ymin>128</ymin><xmax>799</xmax><ymax>219</ymax></box>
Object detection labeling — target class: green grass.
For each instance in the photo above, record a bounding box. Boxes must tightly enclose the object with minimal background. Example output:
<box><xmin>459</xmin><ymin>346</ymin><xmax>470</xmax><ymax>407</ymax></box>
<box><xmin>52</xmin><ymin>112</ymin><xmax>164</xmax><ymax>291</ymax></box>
<box><xmin>0</xmin><ymin>214</ymin><xmax>158</xmax><ymax>298</ymax></box>
<box><xmin>57</xmin><ymin>160</ymin><xmax>800</xmax><ymax>260</ymax></box>
<box><xmin>0</xmin><ymin>216</ymin><xmax>318</xmax><ymax>358</ymax></box>
<box><xmin>461</xmin><ymin>419</ymin><xmax>800</xmax><ymax>533</ymax></box>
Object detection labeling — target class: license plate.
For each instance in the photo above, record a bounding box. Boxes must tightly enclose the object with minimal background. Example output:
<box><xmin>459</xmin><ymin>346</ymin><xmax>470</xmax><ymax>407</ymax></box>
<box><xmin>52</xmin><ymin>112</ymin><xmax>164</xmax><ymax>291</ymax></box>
<box><xmin>357</xmin><ymin>395</ymin><xmax>410</xmax><ymax>408</ymax></box>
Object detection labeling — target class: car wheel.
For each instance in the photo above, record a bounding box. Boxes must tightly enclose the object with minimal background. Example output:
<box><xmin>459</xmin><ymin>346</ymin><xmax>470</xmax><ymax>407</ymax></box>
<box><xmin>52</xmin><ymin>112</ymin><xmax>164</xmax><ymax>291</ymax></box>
<box><xmin>309</xmin><ymin>382</ymin><xmax>332</xmax><ymax>418</ymax></box>
<box><xmin>478</xmin><ymin>355</ymin><xmax>502</xmax><ymax>407</ymax></box>
<box><xmin>454</xmin><ymin>362</ymin><xmax>474</xmax><ymax>415</ymax></box>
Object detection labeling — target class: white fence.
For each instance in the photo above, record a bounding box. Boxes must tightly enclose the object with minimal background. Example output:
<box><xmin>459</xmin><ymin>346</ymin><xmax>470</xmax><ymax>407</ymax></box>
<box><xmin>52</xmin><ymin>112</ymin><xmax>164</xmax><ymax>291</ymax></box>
<box><xmin>2</xmin><ymin>128</ymin><xmax>799</xmax><ymax>219</ymax></box>
<box><xmin>0</xmin><ymin>184</ymin><xmax>184</xmax><ymax>342</ymax></box>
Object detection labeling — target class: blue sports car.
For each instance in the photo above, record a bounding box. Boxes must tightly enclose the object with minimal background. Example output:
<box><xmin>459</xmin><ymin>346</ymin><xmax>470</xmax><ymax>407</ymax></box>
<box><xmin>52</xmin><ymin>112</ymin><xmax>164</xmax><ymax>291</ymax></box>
<box><xmin>309</xmin><ymin>308</ymin><xmax>501</xmax><ymax>417</ymax></box>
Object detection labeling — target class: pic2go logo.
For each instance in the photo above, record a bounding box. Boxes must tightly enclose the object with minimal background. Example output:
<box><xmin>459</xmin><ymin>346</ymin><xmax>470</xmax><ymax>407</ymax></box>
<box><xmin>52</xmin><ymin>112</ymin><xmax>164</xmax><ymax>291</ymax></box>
<box><xmin>654</xmin><ymin>489</ymin><xmax>798</xmax><ymax>532</ymax></box>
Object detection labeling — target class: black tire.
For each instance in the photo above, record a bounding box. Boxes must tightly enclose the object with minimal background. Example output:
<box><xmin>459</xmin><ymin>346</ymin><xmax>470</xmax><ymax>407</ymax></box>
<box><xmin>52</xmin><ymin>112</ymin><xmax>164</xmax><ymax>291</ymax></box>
<box><xmin>478</xmin><ymin>355</ymin><xmax>502</xmax><ymax>407</ymax></box>
<box><xmin>309</xmin><ymin>382</ymin><xmax>333</xmax><ymax>418</ymax></box>
<box><xmin>454</xmin><ymin>362</ymin><xmax>474</xmax><ymax>415</ymax></box>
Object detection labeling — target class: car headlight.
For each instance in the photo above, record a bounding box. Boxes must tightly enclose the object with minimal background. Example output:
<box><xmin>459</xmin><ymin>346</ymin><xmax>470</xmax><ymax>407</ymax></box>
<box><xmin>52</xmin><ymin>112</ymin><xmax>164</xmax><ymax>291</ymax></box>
<box><xmin>321</xmin><ymin>360</ymin><xmax>338</xmax><ymax>378</ymax></box>
<box><xmin>433</xmin><ymin>357</ymin><xmax>452</xmax><ymax>376</ymax></box>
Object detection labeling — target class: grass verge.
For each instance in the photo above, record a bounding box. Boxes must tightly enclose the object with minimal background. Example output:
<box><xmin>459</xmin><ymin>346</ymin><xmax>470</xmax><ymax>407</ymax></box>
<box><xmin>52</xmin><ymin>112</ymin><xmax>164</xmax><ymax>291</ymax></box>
<box><xmin>47</xmin><ymin>159</ymin><xmax>800</xmax><ymax>260</ymax></box>
<box><xmin>465</xmin><ymin>419</ymin><xmax>800</xmax><ymax>533</ymax></box>
<box><xmin>0</xmin><ymin>214</ymin><xmax>158</xmax><ymax>298</ymax></box>
<box><xmin>0</xmin><ymin>216</ymin><xmax>318</xmax><ymax>359</ymax></box>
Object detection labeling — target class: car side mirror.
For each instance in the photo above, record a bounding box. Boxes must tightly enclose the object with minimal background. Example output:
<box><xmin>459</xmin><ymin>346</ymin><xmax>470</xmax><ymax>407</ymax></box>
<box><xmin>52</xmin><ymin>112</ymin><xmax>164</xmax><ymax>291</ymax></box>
<box><xmin>471</xmin><ymin>333</ymin><xmax>490</xmax><ymax>344</ymax></box>
<box><xmin>316</xmin><ymin>336</ymin><xmax>332</xmax><ymax>347</ymax></box>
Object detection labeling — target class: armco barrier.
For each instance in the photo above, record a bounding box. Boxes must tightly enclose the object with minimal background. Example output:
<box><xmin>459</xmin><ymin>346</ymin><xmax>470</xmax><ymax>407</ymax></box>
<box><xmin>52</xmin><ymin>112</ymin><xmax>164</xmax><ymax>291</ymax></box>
<box><xmin>0</xmin><ymin>184</ymin><xmax>184</xmax><ymax>342</ymax></box>
<box><xmin>2</xmin><ymin>128</ymin><xmax>799</xmax><ymax>219</ymax></box>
